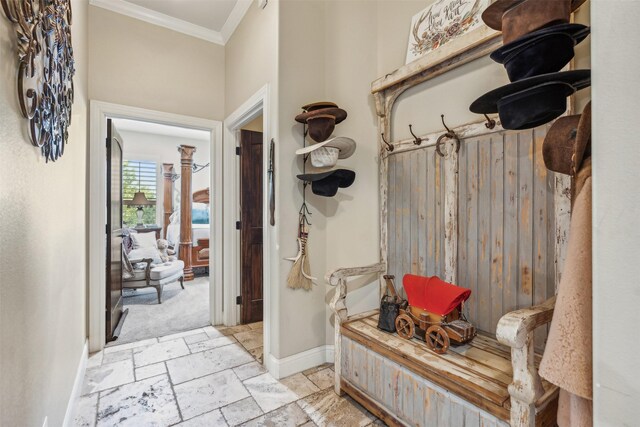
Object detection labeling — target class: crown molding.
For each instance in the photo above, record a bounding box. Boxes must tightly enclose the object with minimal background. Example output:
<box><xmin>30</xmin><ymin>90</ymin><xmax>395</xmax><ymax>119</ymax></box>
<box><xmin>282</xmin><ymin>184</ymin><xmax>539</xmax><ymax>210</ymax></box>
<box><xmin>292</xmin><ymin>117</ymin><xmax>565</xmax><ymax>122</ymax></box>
<box><xmin>89</xmin><ymin>0</ymin><xmax>226</xmax><ymax>45</ymax></box>
<box><xmin>220</xmin><ymin>0</ymin><xmax>253</xmax><ymax>44</ymax></box>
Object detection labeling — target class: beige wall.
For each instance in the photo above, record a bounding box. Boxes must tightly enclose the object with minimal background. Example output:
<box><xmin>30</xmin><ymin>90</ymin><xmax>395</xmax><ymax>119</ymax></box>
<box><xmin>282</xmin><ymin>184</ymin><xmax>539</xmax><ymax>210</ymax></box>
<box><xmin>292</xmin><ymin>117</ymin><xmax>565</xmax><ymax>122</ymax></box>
<box><xmin>88</xmin><ymin>6</ymin><xmax>225</xmax><ymax>120</ymax></box>
<box><xmin>592</xmin><ymin>1</ymin><xmax>640</xmax><ymax>424</ymax></box>
<box><xmin>0</xmin><ymin>0</ymin><xmax>89</xmax><ymax>425</ymax></box>
<box><xmin>225</xmin><ymin>0</ymin><xmax>281</xmax><ymax>356</ymax></box>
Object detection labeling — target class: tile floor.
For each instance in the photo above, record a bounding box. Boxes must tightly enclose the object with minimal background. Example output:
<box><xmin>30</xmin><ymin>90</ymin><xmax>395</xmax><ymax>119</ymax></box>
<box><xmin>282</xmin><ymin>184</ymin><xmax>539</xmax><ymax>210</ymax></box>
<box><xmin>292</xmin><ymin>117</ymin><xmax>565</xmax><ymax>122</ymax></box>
<box><xmin>73</xmin><ymin>324</ymin><xmax>381</xmax><ymax>426</ymax></box>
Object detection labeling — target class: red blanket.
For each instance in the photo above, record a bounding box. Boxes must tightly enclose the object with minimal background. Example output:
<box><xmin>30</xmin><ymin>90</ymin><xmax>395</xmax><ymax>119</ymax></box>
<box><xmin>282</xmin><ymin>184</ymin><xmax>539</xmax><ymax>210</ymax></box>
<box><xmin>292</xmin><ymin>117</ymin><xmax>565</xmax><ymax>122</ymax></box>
<box><xmin>402</xmin><ymin>274</ymin><xmax>471</xmax><ymax>316</ymax></box>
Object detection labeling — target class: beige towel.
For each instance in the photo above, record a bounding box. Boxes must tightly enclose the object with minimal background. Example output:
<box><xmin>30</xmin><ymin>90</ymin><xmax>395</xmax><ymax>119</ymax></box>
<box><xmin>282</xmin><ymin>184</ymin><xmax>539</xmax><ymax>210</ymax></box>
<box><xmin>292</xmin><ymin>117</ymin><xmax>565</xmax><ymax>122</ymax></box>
<box><xmin>539</xmin><ymin>159</ymin><xmax>592</xmax><ymax>426</ymax></box>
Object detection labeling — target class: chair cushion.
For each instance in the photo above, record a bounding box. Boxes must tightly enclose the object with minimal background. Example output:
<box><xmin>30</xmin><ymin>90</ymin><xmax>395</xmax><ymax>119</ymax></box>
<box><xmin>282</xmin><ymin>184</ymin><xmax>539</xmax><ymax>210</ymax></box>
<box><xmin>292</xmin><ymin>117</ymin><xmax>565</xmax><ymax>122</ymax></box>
<box><xmin>149</xmin><ymin>260</ymin><xmax>185</xmax><ymax>281</ymax></box>
<box><xmin>128</xmin><ymin>247</ymin><xmax>163</xmax><ymax>265</ymax></box>
<box><xmin>131</xmin><ymin>232</ymin><xmax>157</xmax><ymax>249</ymax></box>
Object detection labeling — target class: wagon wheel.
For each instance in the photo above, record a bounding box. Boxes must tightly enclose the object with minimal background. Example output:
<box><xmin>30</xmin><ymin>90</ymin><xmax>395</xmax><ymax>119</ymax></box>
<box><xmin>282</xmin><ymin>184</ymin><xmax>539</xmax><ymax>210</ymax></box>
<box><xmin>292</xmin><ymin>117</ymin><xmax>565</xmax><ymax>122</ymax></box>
<box><xmin>425</xmin><ymin>326</ymin><xmax>450</xmax><ymax>354</ymax></box>
<box><xmin>395</xmin><ymin>313</ymin><xmax>415</xmax><ymax>340</ymax></box>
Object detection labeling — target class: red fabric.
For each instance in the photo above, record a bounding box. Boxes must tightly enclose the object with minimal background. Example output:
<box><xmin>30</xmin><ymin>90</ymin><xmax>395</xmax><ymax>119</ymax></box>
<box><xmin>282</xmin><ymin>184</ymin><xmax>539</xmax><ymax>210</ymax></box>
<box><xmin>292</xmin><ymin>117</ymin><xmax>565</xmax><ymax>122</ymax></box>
<box><xmin>402</xmin><ymin>274</ymin><xmax>471</xmax><ymax>316</ymax></box>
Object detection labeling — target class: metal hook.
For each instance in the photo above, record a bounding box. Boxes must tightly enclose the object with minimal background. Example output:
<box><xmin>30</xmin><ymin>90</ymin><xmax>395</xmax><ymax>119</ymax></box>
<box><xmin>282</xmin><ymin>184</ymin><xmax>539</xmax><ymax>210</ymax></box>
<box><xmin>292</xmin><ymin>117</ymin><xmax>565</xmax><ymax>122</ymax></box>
<box><xmin>483</xmin><ymin>114</ymin><xmax>496</xmax><ymax>129</ymax></box>
<box><xmin>408</xmin><ymin>124</ymin><xmax>422</xmax><ymax>145</ymax></box>
<box><xmin>436</xmin><ymin>114</ymin><xmax>460</xmax><ymax>158</ymax></box>
<box><xmin>441</xmin><ymin>114</ymin><xmax>452</xmax><ymax>133</ymax></box>
<box><xmin>381</xmin><ymin>133</ymin><xmax>394</xmax><ymax>152</ymax></box>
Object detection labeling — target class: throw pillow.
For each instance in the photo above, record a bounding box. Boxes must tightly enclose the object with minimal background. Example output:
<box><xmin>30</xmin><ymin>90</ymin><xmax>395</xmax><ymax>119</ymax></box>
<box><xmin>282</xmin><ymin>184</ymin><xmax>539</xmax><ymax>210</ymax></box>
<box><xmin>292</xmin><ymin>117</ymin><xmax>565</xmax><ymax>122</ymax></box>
<box><xmin>128</xmin><ymin>247</ymin><xmax>163</xmax><ymax>265</ymax></box>
<box><xmin>130</xmin><ymin>232</ymin><xmax>157</xmax><ymax>249</ymax></box>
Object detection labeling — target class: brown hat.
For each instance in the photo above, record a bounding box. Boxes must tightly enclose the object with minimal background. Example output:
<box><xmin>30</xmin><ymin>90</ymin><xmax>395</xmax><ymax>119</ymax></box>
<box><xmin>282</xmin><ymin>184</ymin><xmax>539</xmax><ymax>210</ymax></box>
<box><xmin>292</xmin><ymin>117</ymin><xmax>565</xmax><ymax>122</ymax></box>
<box><xmin>306</xmin><ymin>114</ymin><xmax>335</xmax><ymax>142</ymax></box>
<box><xmin>295</xmin><ymin>107</ymin><xmax>347</xmax><ymax>124</ymax></box>
<box><xmin>482</xmin><ymin>0</ymin><xmax>587</xmax><ymax>44</ymax></box>
<box><xmin>543</xmin><ymin>101</ymin><xmax>591</xmax><ymax>176</ymax></box>
<box><xmin>301</xmin><ymin>102</ymin><xmax>337</xmax><ymax>112</ymax></box>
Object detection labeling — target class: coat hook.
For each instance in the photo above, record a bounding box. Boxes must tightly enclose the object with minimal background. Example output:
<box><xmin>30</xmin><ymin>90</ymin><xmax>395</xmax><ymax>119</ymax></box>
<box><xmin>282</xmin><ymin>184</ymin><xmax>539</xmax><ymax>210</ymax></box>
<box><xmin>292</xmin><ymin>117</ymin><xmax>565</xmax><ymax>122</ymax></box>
<box><xmin>483</xmin><ymin>114</ymin><xmax>496</xmax><ymax>129</ymax></box>
<box><xmin>381</xmin><ymin>133</ymin><xmax>394</xmax><ymax>152</ymax></box>
<box><xmin>408</xmin><ymin>124</ymin><xmax>422</xmax><ymax>145</ymax></box>
<box><xmin>436</xmin><ymin>114</ymin><xmax>460</xmax><ymax>157</ymax></box>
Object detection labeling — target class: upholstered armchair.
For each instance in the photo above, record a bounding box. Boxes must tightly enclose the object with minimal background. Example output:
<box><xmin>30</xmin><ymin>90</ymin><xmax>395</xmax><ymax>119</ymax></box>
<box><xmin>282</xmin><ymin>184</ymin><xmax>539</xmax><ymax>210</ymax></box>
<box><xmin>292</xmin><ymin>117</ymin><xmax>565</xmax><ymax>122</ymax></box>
<box><xmin>122</xmin><ymin>229</ymin><xmax>185</xmax><ymax>304</ymax></box>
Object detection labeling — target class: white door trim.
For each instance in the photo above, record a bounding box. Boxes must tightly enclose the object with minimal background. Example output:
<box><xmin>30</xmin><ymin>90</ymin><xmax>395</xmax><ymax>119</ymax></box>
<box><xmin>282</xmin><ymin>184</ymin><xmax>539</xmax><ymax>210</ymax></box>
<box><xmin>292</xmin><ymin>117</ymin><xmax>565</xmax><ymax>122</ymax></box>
<box><xmin>223</xmin><ymin>84</ymin><xmax>271</xmax><ymax>369</ymax></box>
<box><xmin>89</xmin><ymin>100</ymin><xmax>223</xmax><ymax>353</ymax></box>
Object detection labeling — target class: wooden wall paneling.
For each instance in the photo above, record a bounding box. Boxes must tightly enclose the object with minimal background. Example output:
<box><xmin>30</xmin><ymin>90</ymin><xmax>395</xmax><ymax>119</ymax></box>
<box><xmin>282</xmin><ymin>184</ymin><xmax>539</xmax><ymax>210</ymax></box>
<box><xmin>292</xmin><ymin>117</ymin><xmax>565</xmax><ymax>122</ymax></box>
<box><xmin>490</xmin><ymin>135</ymin><xmax>505</xmax><ymax>332</ymax></box>
<box><xmin>478</xmin><ymin>135</ymin><xmax>492</xmax><ymax>332</ymax></box>
<box><xmin>395</xmin><ymin>155</ymin><xmax>404</xmax><ymax>293</ymax></box>
<box><xmin>451</xmin><ymin>399</ymin><xmax>466</xmax><ymax>426</ymax></box>
<box><xmin>402</xmin><ymin>153</ymin><xmax>411</xmax><ymax>282</ymax></box>
<box><xmin>426</xmin><ymin>149</ymin><xmax>436</xmax><ymax>279</ymax></box>
<box><xmin>533</xmin><ymin>126</ymin><xmax>549</xmax><ymax>350</ymax></box>
<box><xmin>466</xmin><ymin>139</ymin><xmax>479</xmax><ymax>324</ymax></box>
<box><xmin>410</xmin><ymin>153</ymin><xmax>419</xmax><ymax>274</ymax></box>
<box><xmin>435</xmin><ymin>152</ymin><xmax>443</xmax><ymax>276</ymax></box>
<box><xmin>503</xmin><ymin>133</ymin><xmax>519</xmax><ymax>316</ymax></box>
<box><xmin>517</xmin><ymin>131</ymin><xmax>534</xmax><ymax>310</ymax></box>
<box><xmin>444</xmin><ymin>142</ymin><xmax>459</xmax><ymax>284</ymax></box>
<box><xmin>436</xmin><ymin>389</ymin><xmax>452</xmax><ymax>426</ymax></box>
<box><xmin>388</xmin><ymin>156</ymin><xmax>397</xmax><ymax>282</ymax></box>
<box><xmin>418</xmin><ymin>149</ymin><xmax>428</xmax><ymax>275</ymax></box>
<box><xmin>458</xmin><ymin>142</ymin><xmax>469</xmax><ymax>314</ymax></box>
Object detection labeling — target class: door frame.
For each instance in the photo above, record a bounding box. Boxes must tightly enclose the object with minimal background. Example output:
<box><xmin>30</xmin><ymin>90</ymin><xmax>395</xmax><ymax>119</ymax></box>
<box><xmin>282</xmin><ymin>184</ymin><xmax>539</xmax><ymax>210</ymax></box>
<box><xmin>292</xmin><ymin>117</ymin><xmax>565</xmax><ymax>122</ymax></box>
<box><xmin>89</xmin><ymin>100</ymin><xmax>223</xmax><ymax>352</ymax></box>
<box><xmin>223</xmin><ymin>85</ymin><xmax>271</xmax><ymax>366</ymax></box>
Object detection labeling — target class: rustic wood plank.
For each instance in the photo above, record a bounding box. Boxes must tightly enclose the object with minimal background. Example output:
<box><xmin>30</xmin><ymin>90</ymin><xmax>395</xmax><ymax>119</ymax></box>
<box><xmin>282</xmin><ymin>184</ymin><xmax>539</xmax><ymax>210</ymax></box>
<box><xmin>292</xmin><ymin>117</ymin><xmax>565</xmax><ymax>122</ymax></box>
<box><xmin>426</xmin><ymin>148</ymin><xmax>436</xmax><ymax>278</ymax></box>
<box><xmin>490</xmin><ymin>135</ymin><xmax>505</xmax><ymax>333</ymax></box>
<box><xmin>396</xmin><ymin>155</ymin><xmax>405</xmax><ymax>291</ymax></box>
<box><xmin>478</xmin><ymin>136</ymin><xmax>492</xmax><ymax>333</ymax></box>
<box><xmin>532</xmin><ymin>126</ymin><xmax>549</xmax><ymax>350</ymax></box>
<box><xmin>418</xmin><ymin>149</ymin><xmax>428</xmax><ymax>275</ymax></box>
<box><xmin>411</xmin><ymin>152</ymin><xmax>419</xmax><ymax>274</ymax></box>
<box><xmin>444</xmin><ymin>141</ymin><xmax>459</xmax><ymax>284</ymax></box>
<box><xmin>388</xmin><ymin>155</ymin><xmax>397</xmax><ymax>279</ymax></box>
<box><xmin>503</xmin><ymin>132</ymin><xmax>519</xmax><ymax>317</ymax></box>
<box><xmin>436</xmin><ymin>152</ymin><xmax>444</xmax><ymax>276</ymax></box>
<box><xmin>340</xmin><ymin>379</ymin><xmax>406</xmax><ymax>427</ymax></box>
<box><xmin>458</xmin><ymin>140</ymin><xmax>469</xmax><ymax>300</ymax></box>
<box><xmin>518</xmin><ymin>130</ymin><xmax>534</xmax><ymax>310</ymax></box>
<box><xmin>402</xmin><ymin>154</ymin><xmax>411</xmax><ymax>286</ymax></box>
<box><xmin>466</xmin><ymin>139</ymin><xmax>479</xmax><ymax>324</ymax></box>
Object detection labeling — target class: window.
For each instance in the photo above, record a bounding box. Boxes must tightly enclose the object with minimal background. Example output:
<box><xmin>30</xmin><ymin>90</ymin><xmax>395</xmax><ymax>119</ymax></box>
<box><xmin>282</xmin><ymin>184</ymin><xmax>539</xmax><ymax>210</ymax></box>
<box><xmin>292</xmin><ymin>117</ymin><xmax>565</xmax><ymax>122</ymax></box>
<box><xmin>123</xmin><ymin>160</ymin><xmax>157</xmax><ymax>226</ymax></box>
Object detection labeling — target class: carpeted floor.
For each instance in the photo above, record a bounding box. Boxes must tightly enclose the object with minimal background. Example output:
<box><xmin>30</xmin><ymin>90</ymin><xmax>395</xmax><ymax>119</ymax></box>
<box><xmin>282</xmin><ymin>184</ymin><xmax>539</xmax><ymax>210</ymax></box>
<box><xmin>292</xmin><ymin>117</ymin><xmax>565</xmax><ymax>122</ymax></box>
<box><xmin>108</xmin><ymin>276</ymin><xmax>210</xmax><ymax>346</ymax></box>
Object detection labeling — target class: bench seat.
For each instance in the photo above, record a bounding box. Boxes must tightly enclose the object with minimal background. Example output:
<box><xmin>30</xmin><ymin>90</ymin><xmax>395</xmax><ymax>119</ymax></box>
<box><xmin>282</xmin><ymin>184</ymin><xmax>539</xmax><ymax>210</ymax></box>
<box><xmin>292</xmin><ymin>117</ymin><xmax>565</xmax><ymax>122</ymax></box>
<box><xmin>340</xmin><ymin>311</ymin><xmax>558</xmax><ymax>427</ymax></box>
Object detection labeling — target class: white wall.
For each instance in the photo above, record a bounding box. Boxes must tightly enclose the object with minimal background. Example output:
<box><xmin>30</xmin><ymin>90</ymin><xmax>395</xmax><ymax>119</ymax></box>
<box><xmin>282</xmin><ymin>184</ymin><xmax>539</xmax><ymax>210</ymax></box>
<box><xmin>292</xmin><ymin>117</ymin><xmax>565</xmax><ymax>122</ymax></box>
<box><xmin>591</xmin><ymin>1</ymin><xmax>640</xmax><ymax>424</ymax></box>
<box><xmin>88</xmin><ymin>5</ymin><xmax>226</xmax><ymax>121</ymax></box>
<box><xmin>0</xmin><ymin>0</ymin><xmax>88</xmax><ymax>425</ymax></box>
<box><xmin>121</xmin><ymin>130</ymin><xmax>211</xmax><ymax>227</ymax></box>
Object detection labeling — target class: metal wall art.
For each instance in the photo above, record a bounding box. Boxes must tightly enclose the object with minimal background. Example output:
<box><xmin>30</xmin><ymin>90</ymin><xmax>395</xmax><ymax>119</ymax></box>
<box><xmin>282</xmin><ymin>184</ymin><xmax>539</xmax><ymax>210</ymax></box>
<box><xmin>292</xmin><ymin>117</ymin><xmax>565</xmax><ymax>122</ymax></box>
<box><xmin>1</xmin><ymin>0</ymin><xmax>75</xmax><ymax>162</ymax></box>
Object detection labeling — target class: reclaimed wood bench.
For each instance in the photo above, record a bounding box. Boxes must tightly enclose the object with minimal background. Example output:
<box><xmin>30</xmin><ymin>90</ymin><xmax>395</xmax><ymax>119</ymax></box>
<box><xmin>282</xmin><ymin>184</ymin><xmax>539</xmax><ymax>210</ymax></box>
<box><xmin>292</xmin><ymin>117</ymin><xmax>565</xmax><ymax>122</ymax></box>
<box><xmin>328</xmin><ymin>264</ymin><xmax>558</xmax><ymax>427</ymax></box>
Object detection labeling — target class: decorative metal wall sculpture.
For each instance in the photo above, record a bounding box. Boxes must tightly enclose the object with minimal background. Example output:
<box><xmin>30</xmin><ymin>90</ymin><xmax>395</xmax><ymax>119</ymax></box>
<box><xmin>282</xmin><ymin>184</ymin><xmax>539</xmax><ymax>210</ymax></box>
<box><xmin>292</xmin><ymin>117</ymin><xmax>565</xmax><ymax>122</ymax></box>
<box><xmin>1</xmin><ymin>0</ymin><xmax>75</xmax><ymax>162</ymax></box>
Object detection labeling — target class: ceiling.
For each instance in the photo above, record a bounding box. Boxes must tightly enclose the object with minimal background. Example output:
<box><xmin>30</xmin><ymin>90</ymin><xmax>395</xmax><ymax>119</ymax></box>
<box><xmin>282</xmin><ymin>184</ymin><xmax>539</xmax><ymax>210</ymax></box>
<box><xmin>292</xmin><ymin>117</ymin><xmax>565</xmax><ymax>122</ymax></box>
<box><xmin>90</xmin><ymin>0</ymin><xmax>253</xmax><ymax>45</ymax></box>
<box><xmin>113</xmin><ymin>118</ymin><xmax>210</xmax><ymax>141</ymax></box>
<box><xmin>125</xmin><ymin>0</ymin><xmax>238</xmax><ymax>32</ymax></box>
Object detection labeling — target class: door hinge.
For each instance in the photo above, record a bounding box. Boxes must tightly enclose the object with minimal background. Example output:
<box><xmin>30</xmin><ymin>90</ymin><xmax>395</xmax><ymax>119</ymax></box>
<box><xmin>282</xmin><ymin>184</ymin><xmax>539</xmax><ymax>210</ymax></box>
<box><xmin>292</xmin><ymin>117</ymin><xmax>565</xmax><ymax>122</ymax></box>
<box><xmin>236</xmin><ymin>295</ymin><xmax>242</xmax><ymax>305</ymax></box>
<box><xmin>236</xmin><ymin>146</ymin><xmax>241</xmax><ymax>156</ymax></box>
<box><xmin>235</xmin><ymin>221</ymin><xmax>241</xmax><ymax>230</ymax></box>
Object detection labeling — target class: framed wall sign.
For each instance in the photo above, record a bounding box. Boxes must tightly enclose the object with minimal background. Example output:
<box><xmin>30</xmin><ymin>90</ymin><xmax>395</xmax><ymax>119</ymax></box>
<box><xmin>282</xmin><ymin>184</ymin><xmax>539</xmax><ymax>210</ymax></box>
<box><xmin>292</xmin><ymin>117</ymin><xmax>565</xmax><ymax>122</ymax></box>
<box><xmin>406</xmin><ymin>0</ymin><xmax>495</xmax><ymax>65</ymax></box>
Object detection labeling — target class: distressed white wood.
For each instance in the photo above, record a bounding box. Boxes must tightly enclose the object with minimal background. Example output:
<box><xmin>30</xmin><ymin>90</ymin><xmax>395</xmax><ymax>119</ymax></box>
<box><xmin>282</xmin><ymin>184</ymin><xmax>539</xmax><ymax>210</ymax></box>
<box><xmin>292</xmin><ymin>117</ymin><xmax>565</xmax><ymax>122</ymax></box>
<box><xmin>497</xmin><ymin>296</ymin><xmax>556</xmax><ymax>427</ymax></box>
<box><xmin>443</xmin><ymin>139</ymin><xmax>459</xmax><ymax>284</ymax></box>
<box><xmin>554</xmin><ymin>174</ymin><xmax>571</xmax><ymax>287</ymax></box>
<box><xmin>326</xmin><ymin>263</ymin><xmax>386</xmax><ymax>395</ymax></box>
<box><xmin>342</xmin><ymin>336</ymin><xmax>509</xmax><ymax>427</ymax></box>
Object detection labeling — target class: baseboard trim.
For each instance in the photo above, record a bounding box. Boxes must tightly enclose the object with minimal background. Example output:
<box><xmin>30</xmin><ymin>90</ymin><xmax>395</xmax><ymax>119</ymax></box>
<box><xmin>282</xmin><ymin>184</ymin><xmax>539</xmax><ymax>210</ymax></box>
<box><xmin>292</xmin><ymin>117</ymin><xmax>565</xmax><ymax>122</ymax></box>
<box><xmin>268</xmin><ymin>345</ymin><xmax>335</xmax><ymax>379</ymax></box>
<box><xmin>63</xmin><ymin>339</ymin><xmax>88</xmax><ymax>427</ymax></box>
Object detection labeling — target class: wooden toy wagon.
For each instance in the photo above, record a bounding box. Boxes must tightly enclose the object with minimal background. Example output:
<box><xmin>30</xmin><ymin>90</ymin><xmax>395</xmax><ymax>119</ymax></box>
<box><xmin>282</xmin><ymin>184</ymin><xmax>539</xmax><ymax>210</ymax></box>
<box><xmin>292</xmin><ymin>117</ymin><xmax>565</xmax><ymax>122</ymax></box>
<box><xmin>393</xmin><ymin>274</ymin><xmax>476</xmax><ymax>354</ymax></box>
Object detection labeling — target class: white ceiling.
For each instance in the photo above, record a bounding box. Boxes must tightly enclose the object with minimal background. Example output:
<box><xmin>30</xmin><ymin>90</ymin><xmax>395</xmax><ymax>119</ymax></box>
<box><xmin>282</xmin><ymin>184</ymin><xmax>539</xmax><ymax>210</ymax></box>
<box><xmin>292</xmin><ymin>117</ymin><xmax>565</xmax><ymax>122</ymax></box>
<box><xmin>125</xmin><ymin>0</ymin><xmax>238</xmax><ymax>32</ymax></box>
<box><xmin>113</xmin><ymin>118</ymin><xmax>210</xmax><ymax>141</ymax></box>
<box><xmin>89</xmin><ymin>0</ymin><xmax>254</xmax><ymax>45</ymax></box>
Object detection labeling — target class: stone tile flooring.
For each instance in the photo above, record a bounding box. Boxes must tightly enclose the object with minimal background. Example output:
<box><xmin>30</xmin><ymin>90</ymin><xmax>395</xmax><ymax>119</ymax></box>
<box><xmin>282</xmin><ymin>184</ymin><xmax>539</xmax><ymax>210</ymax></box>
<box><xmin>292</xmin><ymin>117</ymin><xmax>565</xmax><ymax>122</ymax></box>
<box><xmin>73</xmin><ymin>324</ymin><xmax>380</xmax><ymax>426</ymax></box>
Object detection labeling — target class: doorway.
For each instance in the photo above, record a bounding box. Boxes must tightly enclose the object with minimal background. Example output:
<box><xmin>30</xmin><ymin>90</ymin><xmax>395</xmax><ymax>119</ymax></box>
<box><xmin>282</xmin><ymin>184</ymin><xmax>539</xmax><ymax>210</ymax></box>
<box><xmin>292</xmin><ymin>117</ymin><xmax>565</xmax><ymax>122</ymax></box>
<box><xmin>89</xmin><ymin>101</ymin><xmax>223</xmax><ymax>353</ymax></box>
<box><xmin>239</xmin><ymin>126</ymin><xmax>264</xmax><ymax>324</ymax></box>
<box><xmin>105</xmin><ymin>117</ymin><xmax>214</xmax><ymax>345</ymax></box>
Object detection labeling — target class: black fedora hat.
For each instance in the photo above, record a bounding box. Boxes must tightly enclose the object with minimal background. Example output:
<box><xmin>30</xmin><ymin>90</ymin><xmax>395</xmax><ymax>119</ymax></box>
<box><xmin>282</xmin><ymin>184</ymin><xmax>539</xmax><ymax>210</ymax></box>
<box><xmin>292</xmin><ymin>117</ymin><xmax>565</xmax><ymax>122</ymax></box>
<box><xmin>491</xmin><ymin>23</ymin><xmax>590</xmax><ymax>82</ymax></box>
<box><xmin>469</xmin><ymin>70</ymin><xmax>590</xmax><ymax>130</ymax></box>
<box><xmin>296</xmin><ymin>169</ymin><xmax>356</xmax><ymax>197</ymax></box>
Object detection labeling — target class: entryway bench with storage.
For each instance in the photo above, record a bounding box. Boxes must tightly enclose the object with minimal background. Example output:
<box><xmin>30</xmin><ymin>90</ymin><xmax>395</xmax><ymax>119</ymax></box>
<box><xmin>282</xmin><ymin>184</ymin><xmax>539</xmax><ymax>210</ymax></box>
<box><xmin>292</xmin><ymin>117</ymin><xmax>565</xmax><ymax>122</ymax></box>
<box><xmin>326</xmin><ymin>32</ymin><xmax>574</xmax><ymax>427</ymax></box>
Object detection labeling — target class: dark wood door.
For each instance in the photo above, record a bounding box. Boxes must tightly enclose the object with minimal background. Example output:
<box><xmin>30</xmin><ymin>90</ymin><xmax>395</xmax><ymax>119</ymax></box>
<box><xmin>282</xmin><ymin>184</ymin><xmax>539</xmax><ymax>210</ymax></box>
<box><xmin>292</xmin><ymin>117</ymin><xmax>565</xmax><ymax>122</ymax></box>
<box><xmin>240</xmin><ymin>130</ymin><xmax>263</xmax><ymax>324</ymax></box>
<box><xmin>106</xmin><ymin>119</ymin><xmax>124</xmax><ymax>341</ymax></box>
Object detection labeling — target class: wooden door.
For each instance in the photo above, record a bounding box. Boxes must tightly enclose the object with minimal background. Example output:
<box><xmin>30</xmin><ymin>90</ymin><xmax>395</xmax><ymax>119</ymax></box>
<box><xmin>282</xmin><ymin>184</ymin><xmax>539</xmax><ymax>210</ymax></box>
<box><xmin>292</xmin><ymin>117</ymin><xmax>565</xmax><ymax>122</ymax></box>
<box><xmin>106</xmin><ymin>119</ymin><xmax>124</xmax><ymax>341</ymax></box>
<box><xmin>239</xmin><ymin>130</ymin><xmax>263</xmax><ymax>324</ymax></box>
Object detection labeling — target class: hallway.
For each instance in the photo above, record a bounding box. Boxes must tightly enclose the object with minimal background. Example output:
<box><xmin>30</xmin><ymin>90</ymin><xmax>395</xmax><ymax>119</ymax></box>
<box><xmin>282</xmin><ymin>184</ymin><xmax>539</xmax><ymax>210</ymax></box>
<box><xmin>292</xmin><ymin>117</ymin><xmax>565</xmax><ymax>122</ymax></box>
<box><xmin>73</xmin><ymin>325</ymin><xmax>380</xmax><ymax>426</ymax></box>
